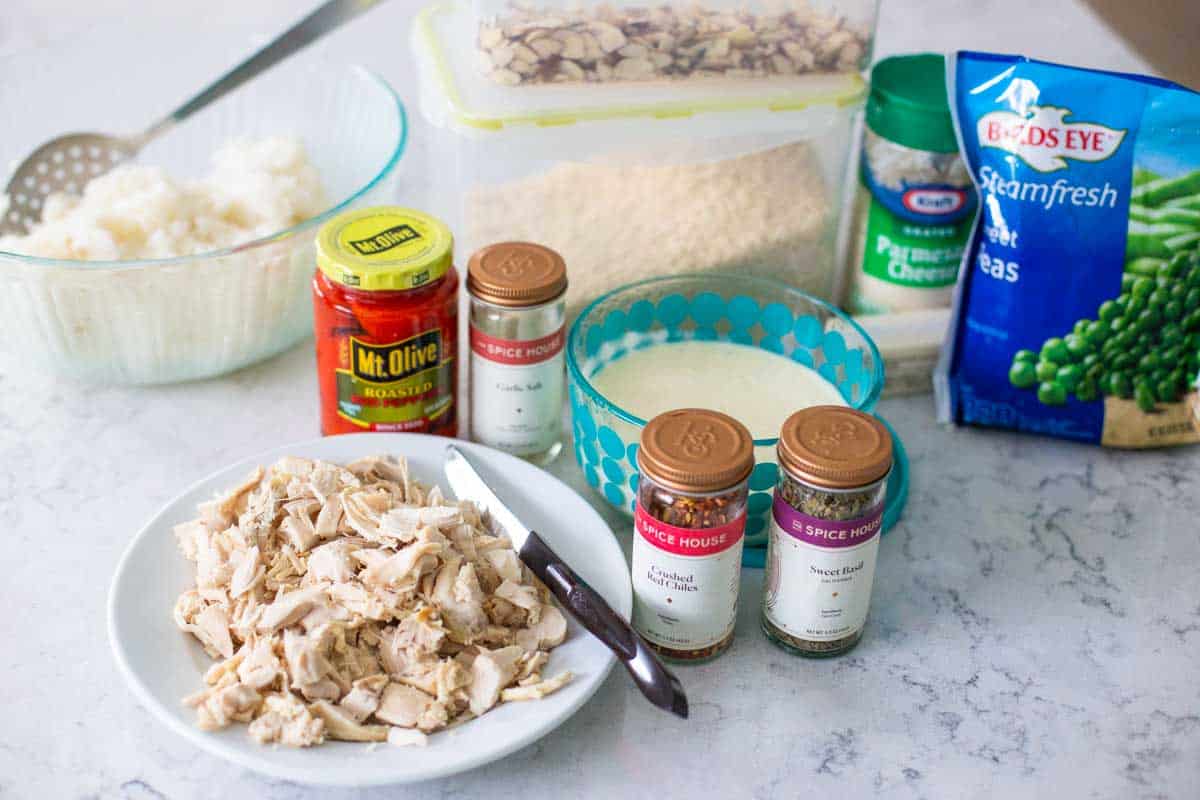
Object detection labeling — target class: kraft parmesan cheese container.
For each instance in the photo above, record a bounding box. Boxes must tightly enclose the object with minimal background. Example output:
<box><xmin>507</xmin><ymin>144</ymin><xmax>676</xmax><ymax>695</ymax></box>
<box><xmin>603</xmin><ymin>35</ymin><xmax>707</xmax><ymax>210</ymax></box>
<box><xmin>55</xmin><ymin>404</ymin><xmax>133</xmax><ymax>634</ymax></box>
<box><xmin>846</xmin><ymin>54</ymin><xmax>976</xmax><ymax>314</ymax></box>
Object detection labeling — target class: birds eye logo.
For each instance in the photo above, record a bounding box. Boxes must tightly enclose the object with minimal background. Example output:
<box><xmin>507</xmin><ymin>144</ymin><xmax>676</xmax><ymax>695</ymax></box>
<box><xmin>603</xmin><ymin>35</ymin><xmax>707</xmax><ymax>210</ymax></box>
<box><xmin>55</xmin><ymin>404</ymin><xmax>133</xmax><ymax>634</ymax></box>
<box><xmin>977</xmin><ymin>81</ymin><xmax>1126</xmax><ymax>173</ymax></box>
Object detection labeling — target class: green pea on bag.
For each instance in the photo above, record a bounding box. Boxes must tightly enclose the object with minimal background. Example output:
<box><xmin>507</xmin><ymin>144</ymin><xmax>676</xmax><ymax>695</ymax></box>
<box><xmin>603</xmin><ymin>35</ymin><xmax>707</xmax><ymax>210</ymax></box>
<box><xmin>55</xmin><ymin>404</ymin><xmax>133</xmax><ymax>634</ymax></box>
<box><xmin>936</xmin><ymin>52</ymin><xmax>1200</xmax><ymax>447</ymax></box>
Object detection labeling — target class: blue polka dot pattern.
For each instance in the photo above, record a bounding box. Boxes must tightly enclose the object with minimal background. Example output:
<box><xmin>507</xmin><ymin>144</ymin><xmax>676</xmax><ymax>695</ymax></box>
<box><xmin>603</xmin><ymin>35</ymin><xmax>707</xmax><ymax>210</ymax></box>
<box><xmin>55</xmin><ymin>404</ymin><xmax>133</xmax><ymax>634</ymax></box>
<box><xmin>602</xmin><ymin>457</ymin><xmax>625</xmax><ymax>484</ymax></box>
<box><xmin>818</xmin><ymin>362</ymin><xmax>840</xmax><ymax>388</ymax></box>
<box><xmin>603</xmin><ymin>309</ymin><xmax>627</xmax><ymax>341</ymax></box>
<box><xmin>585</xmin><ymin>325</ymin><xmax>604</xmax><ymax>357</ymax></box>
<box><xmin>727</xmin><ymin>295</ymin><xmax>759</xmax><ymax>329</ymax></box>
<box><xmin>576</xmin><ymin>404</ymin><xmax>596</xmax><ymax>440</ymax></box>
<box><xmin>566</xmin><ymin>280</ymin><xmax>884</xmax><ymax>566</ymax></box>
<box><xmin>598</xmin><ymin>425</ymin><xmax>625</xmax><ymax>459</ymax></box>
<box><xmin>657</xmin><ymin>294</ymin><xmax>688</xmax><ymax>326</ymax></box>
<box><xmin>690</xmin><ymin>292</ymin><xmax>725</xmax><ymax>325</ymax></box>
<box><xmin>761</xmin><ymin>335</ymin><xmax>785</xmax><ymax>354</ymax></box>
<box><xmin>580</xmin><ymin>437</ymin><xmax>599</xmax><ymax>466</ymax></box>
<box><xmin>748</xmin><ymin>492</ymin><xmax>773</xmax><ymax>515</ymax></box>
<box><xmin>794</xmin><ymin>314</ymin><xmax>822</xmax><ymax>347</ymax></box>
<box><xmin>822</xmin><ymin>330</ymin><xmax>847</xmax><ymax>363</ymax></box>
<box><xmin>749</xmin><ymin>462</ymin><xmax>779</xmax><ymax>491</ymax></box>
<box><xmin>761</xmin><ymin>302</ymin><xmax>793</xmax><ymax>336</ymax></box>
<box><xmin>845</xmin><ymin>348</ymin><xmax>864</xmax><ymax>382</ymax></box>
<box><xmin>628</xmin><ymin>300</ymin><xmax>655</xmax><ymax>332</ymax></box>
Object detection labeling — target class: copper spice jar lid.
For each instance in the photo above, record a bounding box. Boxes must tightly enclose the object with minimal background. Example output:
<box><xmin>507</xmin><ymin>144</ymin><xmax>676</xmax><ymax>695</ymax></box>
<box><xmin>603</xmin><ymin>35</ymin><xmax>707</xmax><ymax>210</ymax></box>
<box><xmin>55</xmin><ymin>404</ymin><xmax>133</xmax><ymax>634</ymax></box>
<box><xmin>637</xmin><ymin>409</ymin><xmax>754</xmax><ymax>493</ymax></box>
<box><xmin>466</xmin><ymin>242</ymin><xmax>568</xmax><ymax>307</ymax></box>
<box><xmin>777</xmin><ymin>405</ymin><xmax>893</xmax><ymax>489</ymax></box>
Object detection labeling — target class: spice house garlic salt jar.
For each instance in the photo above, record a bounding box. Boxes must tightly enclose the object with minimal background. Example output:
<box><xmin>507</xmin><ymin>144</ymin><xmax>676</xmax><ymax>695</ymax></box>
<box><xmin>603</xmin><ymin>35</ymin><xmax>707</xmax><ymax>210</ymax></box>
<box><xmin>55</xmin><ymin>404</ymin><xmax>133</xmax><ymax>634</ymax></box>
<box><xmin>467</xmin><ymin>242</ymin><xmax>568</xmax><ymax>464</ymax></box>
<box><xmin>762</xmin><ymin>406</ymin><xmax>893</xmax><ymax>657</ymax></box>
<box><xmin>633</xmin><ymin>409</ymin><xmax>754</xmax><ymax>662</ymax></box>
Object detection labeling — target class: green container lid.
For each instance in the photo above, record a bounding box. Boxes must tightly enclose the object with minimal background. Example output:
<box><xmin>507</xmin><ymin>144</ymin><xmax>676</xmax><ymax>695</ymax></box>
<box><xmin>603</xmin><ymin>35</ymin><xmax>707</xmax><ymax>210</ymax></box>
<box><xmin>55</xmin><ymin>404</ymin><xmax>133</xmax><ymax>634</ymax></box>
<box><xmin>866</xmin><ymin>53</ymin><xmax>958</xmax><ymax>154</ymax></box>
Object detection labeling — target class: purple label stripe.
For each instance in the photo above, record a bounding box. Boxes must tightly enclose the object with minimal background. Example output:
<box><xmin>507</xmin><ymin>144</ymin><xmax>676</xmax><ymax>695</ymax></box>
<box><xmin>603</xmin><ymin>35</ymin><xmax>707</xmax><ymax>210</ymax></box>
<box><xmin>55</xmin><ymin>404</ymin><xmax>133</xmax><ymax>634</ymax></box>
<box><xmin>771</xmin><ymin>494</ymin><xmax>883</xmax><ymax>549</ymax></box>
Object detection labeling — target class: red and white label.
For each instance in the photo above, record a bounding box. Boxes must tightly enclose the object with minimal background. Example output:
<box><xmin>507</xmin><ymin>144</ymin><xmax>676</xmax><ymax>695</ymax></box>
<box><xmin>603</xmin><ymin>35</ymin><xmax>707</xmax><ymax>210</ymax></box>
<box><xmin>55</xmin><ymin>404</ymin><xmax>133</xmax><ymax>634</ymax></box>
<box><xmin>469</xmin><ymin>324</ymin><xmax>565</xmax><ymax>457</ymax></box>
<box><xmin>631</xmin><ymin>502</ymin><xmax>745</xmax><ymax>652</ymax></box>
<box><xmin>634</xmin><ymin>506</ymin><xmax>745</xmax><ymax>557</ymax></box>
<box><xmin>470</xmin><ymin>327</ymin><xmax>564</xmax><ymax>366</ymax></box>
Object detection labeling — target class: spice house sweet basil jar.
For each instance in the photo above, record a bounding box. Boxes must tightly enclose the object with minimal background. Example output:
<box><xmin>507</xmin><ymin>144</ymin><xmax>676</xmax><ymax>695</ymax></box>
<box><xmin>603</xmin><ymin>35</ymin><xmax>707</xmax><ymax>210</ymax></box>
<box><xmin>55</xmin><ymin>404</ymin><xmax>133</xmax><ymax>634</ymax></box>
<box><xmin>633</xmin><ymin>408</ymin><xmax>754</xmax><ymax>662</ymax></box>
<box><xmin>762</xmin><ymin>405</ymin><xmax>893</xmax><ymax>657</ymax></box>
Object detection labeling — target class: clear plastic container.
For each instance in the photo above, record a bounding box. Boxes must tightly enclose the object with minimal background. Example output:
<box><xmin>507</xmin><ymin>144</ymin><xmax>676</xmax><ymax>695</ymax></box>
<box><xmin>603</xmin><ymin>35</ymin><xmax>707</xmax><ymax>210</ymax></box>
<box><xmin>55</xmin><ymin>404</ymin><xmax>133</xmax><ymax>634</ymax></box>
<box><xmin>413</xmin><ymin>0</ymin><xmax>875</xmax><ymax>319</ymax></box>
<box><xmin>471</xmin><ymin>0</ymin><xmax>876</xmax><ymax>87</ymax></box>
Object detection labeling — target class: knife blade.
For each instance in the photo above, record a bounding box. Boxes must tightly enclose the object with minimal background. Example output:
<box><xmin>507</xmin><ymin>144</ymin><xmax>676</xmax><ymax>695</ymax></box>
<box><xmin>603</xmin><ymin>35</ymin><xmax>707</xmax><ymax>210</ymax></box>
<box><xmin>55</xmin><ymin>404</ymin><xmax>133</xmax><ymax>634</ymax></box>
<box><xmin>443</xmin><ymin>445</ymin><xmax>688</xmax><ymax>719</ymax></box>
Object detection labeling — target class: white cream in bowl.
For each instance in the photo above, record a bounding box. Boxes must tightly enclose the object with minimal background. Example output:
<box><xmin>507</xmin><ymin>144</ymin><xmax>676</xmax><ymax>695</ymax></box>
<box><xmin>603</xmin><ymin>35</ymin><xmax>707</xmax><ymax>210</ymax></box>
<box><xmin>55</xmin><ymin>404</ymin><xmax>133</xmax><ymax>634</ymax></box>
<box><xmin>588</xmin><ymin>340</ymin><xmax>847</xmax><ymax>439</ymax></box>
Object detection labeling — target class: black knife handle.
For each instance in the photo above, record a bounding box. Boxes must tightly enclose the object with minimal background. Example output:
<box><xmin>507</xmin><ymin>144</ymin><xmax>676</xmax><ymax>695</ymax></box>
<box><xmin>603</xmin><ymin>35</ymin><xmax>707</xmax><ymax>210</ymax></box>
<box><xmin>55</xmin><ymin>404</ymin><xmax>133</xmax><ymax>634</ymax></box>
<box><xmin>521</xmin><ymin>531</ymin><xmax>688</xmax><ymax>718</ymax></box>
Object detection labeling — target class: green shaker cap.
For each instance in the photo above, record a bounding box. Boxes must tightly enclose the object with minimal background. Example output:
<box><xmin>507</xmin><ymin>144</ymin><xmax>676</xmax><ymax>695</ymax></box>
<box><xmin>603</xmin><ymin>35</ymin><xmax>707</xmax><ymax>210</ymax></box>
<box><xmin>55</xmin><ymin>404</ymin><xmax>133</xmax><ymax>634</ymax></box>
<box><xmin>867</xmin><ymin>53</ymin><xmax>958</xmax><ymax>153</ymax></box>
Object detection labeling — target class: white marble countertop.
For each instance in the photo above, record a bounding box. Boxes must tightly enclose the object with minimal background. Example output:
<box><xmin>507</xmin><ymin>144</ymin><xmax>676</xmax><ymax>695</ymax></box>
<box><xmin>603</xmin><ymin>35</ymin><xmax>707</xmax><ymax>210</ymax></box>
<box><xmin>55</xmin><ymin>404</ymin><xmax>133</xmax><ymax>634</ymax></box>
<box><xmin>2</xmin><ymin>2</ymin><xmax>1198</xmax><ymax>799</ymax></box>
<box><xmin>3</xmin><ymin>348</ymin><xmax>1198</xmax><ymax>799</ymax></box>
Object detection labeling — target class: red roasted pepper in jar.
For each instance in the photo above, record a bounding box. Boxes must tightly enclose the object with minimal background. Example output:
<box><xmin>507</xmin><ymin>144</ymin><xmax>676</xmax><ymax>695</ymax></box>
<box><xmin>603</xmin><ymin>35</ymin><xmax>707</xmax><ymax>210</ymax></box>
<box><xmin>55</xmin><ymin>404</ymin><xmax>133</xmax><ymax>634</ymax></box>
<box><xmin>312</xmin><ymin>207</ymin><xmax>458</xmax><ymax>436</ymax></box>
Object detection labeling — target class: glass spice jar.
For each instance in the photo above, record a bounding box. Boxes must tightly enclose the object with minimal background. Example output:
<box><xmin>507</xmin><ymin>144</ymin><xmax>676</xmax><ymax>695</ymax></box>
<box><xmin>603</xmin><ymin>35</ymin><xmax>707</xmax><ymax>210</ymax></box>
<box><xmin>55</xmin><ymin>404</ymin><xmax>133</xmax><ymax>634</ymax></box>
<box><xmin>633</xmin><ymin>408</ymin><xmax>754</xmax><ymax>662</ymax></box>
<box><xmin>467</xmin><ymin>242</ymin><xmax>568</xmax><ymax>464</ymax></box>
<box><xmin>762</xmin><ymin>405</ymin><xmax>893</xmax><ymax>657</ymax></box>
<box><xmin>312</xmin><ymin>207</ymin><xmax>459</xmax><ymax>436</ymax></box>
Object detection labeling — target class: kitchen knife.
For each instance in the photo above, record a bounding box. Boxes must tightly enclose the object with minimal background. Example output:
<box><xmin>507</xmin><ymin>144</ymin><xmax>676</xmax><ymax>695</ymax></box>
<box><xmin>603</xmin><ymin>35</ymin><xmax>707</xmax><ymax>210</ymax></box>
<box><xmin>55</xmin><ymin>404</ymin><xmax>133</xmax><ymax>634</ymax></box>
<box><xmin>443</xmin><ymin>445</ymin><xmax>688</xmax><ymax>719</ymax></box>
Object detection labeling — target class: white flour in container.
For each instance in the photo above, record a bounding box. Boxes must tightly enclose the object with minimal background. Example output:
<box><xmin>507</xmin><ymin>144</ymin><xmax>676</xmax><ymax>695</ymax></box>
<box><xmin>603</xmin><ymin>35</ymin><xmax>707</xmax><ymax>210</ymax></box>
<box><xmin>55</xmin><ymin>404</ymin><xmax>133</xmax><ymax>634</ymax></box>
<box><xmin>466</xmin><ymin>141</ymin><xmax>833</xmax><ymax>317</ymax></box>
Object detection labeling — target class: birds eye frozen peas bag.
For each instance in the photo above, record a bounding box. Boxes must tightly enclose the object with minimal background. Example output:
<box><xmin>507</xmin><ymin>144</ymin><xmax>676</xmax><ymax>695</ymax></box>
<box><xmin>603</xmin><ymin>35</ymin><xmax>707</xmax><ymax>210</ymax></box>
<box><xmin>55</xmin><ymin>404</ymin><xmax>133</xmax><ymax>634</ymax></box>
<box><xmin>936</xmin><ymin>52</ymin><xmax>1200</xmax><ymax>447</ymax></box>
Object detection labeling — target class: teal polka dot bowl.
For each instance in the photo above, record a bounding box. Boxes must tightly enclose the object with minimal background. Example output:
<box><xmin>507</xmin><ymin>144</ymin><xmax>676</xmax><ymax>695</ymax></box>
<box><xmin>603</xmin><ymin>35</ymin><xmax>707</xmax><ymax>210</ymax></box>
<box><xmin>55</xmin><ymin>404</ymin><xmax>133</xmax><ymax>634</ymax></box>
<box><xmin>566</xmin><ymin>273</ymin><xmax>894</xmax><ymax>564</ymax></box>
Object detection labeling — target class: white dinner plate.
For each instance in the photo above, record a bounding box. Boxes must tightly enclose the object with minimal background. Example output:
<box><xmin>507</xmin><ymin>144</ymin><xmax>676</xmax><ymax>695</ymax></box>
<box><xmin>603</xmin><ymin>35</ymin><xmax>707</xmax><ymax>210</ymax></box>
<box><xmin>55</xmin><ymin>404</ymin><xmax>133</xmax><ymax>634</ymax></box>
<box><xmin>108</xmin><ymin>433</ymin><xmax>631</xmax><ymax>787</ymax></box>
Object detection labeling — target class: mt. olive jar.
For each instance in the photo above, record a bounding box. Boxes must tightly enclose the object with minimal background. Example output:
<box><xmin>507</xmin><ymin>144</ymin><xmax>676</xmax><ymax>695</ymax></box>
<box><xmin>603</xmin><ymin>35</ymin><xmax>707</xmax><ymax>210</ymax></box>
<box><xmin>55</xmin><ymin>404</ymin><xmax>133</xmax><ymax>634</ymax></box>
<box><xmin>762</xmin><ymin>406</ymin><xmax>893</xmax><ymax>657</ymax></box>
<box><xmin>467</xmin><ymin>242</ymin><xmax>568</xmax><ymax>465</ymax></box>
<box><xmin>633</xmin><ymin>409</ymin><xmax>754</xmax><ymax>663</ymax></box>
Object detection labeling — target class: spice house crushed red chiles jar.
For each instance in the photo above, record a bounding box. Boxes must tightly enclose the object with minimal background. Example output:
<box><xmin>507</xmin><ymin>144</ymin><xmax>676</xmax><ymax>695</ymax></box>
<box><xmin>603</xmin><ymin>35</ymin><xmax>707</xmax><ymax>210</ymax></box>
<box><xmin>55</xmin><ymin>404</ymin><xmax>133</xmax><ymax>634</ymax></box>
<box><xmin>633</xmin><ymin>409</ymin><xmax>754</xmax><ymax>662</ymax></box>
<box><xmin>763</xmin><ymin>406</ymin><xmax>893</xmax><ymax>657</ymax></box>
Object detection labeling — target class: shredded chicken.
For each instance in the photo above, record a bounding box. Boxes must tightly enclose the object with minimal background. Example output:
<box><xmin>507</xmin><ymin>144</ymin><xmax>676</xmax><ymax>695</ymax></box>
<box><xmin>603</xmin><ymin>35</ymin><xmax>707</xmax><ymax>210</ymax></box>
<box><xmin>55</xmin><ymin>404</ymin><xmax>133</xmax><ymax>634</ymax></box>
<box><xmin>174</xmin><ymin>455</ymin><xmax>573</xmax><ymax>747</ymax></box>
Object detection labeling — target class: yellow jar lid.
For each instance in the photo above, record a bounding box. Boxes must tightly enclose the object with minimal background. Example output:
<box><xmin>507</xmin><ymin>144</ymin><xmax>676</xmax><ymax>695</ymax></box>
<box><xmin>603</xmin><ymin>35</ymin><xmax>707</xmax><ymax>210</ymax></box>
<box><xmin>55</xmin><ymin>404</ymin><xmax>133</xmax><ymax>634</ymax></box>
<box><xmin>316</xmin><ymin>206</ymin><xmax>454</xmax><ymax>291</ymax></box>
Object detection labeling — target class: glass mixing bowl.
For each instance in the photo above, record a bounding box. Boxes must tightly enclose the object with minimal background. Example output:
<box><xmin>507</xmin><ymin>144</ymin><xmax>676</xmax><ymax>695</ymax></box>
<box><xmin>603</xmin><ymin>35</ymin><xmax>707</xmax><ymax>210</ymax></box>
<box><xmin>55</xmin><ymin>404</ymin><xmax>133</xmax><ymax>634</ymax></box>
<box><xmin>566</xmin><ymin>273</ymin><xmax>887</xmax><ymax>551</ymax></box>
<box><xmin>0</xmin><ymin>60</ymin><xmax>405</xmax><ymax>384</ymax></box>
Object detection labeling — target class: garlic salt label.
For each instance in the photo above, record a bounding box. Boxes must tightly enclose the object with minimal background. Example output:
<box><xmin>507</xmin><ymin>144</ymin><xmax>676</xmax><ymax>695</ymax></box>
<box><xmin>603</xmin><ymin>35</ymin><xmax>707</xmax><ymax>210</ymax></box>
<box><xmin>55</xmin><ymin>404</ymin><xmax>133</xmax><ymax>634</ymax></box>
<box><xmin>469</xmin><ymin>326</ymin><xmax>564</xmax><ymax>456</ymax></box>
<box><xmin>764</xmin><ymin>496</ymin><xmax>882</xmax><ymax>642</ymax></box>
<box><xmin>632</xmin><ymin>504</ymin><xmax>744</xmax><ymax>652</ymax></box>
